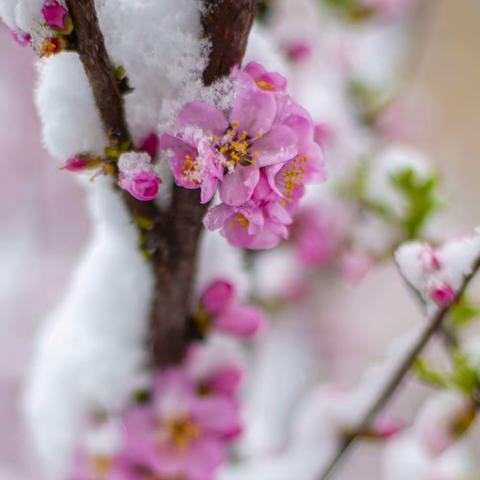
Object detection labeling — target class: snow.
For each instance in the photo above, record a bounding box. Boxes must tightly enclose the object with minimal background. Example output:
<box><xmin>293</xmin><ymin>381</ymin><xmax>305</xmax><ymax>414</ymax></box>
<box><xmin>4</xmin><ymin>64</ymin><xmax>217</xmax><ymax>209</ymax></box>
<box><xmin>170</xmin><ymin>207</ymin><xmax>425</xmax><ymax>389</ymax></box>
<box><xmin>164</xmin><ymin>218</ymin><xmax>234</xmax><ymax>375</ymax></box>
<box><xmin>24</xmin><ymin>178</ymin><xmax>154</xmax><ymax>478</ymax></box>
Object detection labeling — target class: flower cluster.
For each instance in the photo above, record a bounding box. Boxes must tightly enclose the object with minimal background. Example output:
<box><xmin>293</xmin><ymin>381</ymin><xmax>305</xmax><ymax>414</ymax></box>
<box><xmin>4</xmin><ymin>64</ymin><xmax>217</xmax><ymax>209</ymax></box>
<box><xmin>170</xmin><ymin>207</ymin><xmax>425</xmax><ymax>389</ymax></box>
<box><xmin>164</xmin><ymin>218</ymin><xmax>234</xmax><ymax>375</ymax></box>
<box><xmin>13</xmin><ymin>0</ymin><xmax>73</xmax><ymax>57</ymax></box>
<box><xmin>71</xmin><ymin>366</ymin><xmax>242</xmax><ymax>480</ymax></box>
<box><xmin>395</xmin><ymin>231</ymin><xmax>480</xmax><ymax>307</ymax></box>
<box><xmin>69</xmin><ymin>279</ymin><xmax>263</xmax><ymax>480</ymax></box>
<box><xmin>160</xmin><ymin>62</ymin><xmax>326</xmax><ymax>249</ymax></box>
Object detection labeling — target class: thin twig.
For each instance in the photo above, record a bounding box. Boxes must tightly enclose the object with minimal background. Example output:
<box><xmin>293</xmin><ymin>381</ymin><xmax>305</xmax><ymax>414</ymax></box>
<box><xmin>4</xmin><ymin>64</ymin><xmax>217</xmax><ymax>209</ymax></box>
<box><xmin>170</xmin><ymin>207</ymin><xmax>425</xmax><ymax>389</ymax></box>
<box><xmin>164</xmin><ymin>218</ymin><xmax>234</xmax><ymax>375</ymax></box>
<box><xmin>65</xmin><ymin>0</ymin><xmax>256</xmax><ymax>366</ymax></box>
<box><xmin>320</xmin><ymin>255</ymin><xmax>480</xmax><ymax>480</ymax></box>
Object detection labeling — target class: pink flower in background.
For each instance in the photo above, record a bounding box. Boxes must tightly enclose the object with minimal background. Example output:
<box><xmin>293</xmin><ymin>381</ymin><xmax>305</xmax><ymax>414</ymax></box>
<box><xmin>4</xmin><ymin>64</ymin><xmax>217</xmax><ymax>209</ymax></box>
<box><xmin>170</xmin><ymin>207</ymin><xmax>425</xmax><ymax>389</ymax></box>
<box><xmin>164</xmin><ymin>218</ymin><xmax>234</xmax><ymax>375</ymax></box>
<box><xmin>285</xmin><ymin>40</ymin><xmax>312</xmax><ymax>63</ymax></box>
<box><xmin>197</xmin><ymin>279</ymin><xmax>265</xmax><ymax>337</ymax></box>
<box><xmin>123</xmin><ymin>369</ymin><xmax>241</xmax><ymax>480</ymax></box>
<box><xmin>42</xmin><ymin>0</ymin><xmax>69</xmax><ymax>30</ymax></box>
<box><xmin>118</xmin><ymin>151</ymin><xmax>160</xmax><ymax>201</ymax></box>
<box><xmin>340</xmin><ymin>251</ymin><xmax>373</xmax><ymax>285</ymax></box>
<box><xmin>185</xmin><ymin>342</ymin><xmax>244</xmax><ymax>398</ymax></box>
<box><xmin>292</xmin><ymin>206</ymin><xmax>340</xmax><ymax>266</ymax></box>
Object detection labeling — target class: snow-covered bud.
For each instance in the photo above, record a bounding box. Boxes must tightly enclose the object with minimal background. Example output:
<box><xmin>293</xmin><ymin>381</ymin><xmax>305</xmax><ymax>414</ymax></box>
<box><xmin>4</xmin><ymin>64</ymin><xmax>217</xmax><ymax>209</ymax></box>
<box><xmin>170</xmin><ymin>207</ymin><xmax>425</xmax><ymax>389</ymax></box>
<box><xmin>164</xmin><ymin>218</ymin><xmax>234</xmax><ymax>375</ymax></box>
<box><xmin>118</xmin><ymin>152</ymin><xmax>160</xmax><ymax>201</ymax></box>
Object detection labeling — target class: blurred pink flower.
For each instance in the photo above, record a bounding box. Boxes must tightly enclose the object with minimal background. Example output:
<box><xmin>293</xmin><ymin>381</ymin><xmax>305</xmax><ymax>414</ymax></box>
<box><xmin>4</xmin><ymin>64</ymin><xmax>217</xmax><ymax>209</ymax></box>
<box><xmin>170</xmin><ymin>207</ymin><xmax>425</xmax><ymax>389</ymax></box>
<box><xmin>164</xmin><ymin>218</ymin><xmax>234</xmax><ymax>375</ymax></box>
<box><xmin>199</xmin><ymin>279</ymin><xmax>265</xmax><ymax>337</ymax></box>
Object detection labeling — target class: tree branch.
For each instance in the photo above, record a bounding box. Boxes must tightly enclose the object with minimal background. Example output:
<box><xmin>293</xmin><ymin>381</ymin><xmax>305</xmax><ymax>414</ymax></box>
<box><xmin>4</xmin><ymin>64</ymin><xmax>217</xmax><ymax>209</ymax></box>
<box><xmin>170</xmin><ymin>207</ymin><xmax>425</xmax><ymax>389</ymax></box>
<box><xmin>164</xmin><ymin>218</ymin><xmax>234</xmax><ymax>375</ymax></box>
<box><xmin>65</xmin><ymin>0</ymin><xmax>256</xmax><ymax>366</ymax></box>
<box><xmin>319</xmin><ymin>254</ymin><xmax>480</xmax><ymax>480</ymax></box>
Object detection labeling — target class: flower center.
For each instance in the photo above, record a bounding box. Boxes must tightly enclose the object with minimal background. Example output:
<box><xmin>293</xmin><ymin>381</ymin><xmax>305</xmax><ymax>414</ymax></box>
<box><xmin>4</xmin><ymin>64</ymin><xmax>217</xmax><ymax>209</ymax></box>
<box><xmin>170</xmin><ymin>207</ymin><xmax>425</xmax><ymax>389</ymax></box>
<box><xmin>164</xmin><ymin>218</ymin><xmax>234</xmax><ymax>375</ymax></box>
<box><xmin>181</xmin><ymin>153</ymin><xmax>203</xmax><ymax>184</ymax></box>
<box><xmin>256</xmin><ymin>80</ymin><xmax>273</xmax><ymax>90</ymax></box>
<box><xmin>165</xmin><ymin>416</ymin><xmax>200</xmax><ymax>450</ymax></box>
<box><xmin>216</xmin><ymin>121</ymin><xmax>259</xmax><ymax>171</ymax></box>
<box><xmin>230</xmin><ymin>214</ymin><xmax>250</xmax><ymax>229</ymax></box>
<box><xmin>40</xmin><ymin>36</ymin><xmax>63</xmax><ymax>57</ymax></box>
<box><xmin>279</xmin><ymin>155</ymin><xmax>307</xmax><ymax>204</ymax></box>
<box><xmin>92</xmin><ymin>455</ymin><xmax>113</xmax><ymax>478</ymax></box>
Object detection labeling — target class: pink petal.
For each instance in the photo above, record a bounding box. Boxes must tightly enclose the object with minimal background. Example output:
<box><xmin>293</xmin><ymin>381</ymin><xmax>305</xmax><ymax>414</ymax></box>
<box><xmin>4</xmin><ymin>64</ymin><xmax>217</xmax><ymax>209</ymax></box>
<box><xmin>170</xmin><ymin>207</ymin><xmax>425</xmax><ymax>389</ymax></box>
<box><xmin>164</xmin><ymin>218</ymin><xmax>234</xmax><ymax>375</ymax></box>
<box><xmin>230</xmin><ymin>88</ymin><xmax>277</xmax><ymax>136</ymax></box>
<box><xmin>206</xmin><ymin>366</ymin><xmax>243</xmax><ymax>397</ymax></box>
<box><xmin>203</xmin><ymin>204</ymin><xmax>235</xmax><ymax>231</ymax></box>
<box><xmin>251</xmin><ymin>125</ymin><xmax>298</xmax><ymax>167</ymax></box>
<box><xmin>201</xmin><ymin>280</ymin><xmax>235</xmax><ymax>314</ymax></box>
<box><xmin>219</xmin><ymin>166</ymin><xmax>260</xmax><ymax>206</ymax></box>
<box><xmin>177</xmin><ymin>101</ymin><xmax>228</xmax><ymax>135</ymax></box>
<box><xmin>214</xmin><ymin>304</ymin><xmax>265</xmax><ymax>337</ymax></box>
<box><xmin>191</xmin><ymin>396</ymin><xmax>242</xmax><ymax>437</ymax></box>
<box><xmin>182</xmin><ymin>438</ymin><xmax>226</xmax><ymax>480</ymax></box>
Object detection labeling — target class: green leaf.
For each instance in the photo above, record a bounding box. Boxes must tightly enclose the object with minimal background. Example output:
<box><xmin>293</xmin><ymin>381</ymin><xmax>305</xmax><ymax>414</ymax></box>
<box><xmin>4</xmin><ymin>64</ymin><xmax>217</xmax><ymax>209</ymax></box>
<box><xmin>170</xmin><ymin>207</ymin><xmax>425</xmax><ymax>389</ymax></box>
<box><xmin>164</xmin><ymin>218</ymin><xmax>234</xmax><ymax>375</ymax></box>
<box><xmin>389</xmin><ymin>167</ymin><xmax>441</xmax><ymax>239</ymax></box>
<box><xmin>450</xmin><ymin>294</ymin><xmax>480</xmax><ymax>328</ymax></box>
<box><xmin>450</xmin><ymin>351</ymin><xmax>480</xmax><ymax>395</ymax></box>
<box><xmin>322</xmin><ymin>0</ymin><xmax>375</xmax><ymax>21</ymax></box>
<box><xmin>414</xmin><ymin>357</ymin><xmax>450</xmax><ymax>389</ymax></box>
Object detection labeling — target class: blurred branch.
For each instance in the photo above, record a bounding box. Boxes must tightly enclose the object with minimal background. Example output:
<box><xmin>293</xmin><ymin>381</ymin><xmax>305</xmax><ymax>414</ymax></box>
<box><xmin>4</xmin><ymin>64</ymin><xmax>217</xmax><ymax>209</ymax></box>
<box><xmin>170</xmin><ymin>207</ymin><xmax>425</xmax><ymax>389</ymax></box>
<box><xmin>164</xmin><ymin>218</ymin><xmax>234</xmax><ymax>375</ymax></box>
<box><xmin>319</xmin><ymin>254</ymin><xmax>480</xmax><ymax>480</ymax></box>
<box><xmin>65</xmin><ymin>0</ymin><xmax>255</xmax><ymax>366</ymax></box>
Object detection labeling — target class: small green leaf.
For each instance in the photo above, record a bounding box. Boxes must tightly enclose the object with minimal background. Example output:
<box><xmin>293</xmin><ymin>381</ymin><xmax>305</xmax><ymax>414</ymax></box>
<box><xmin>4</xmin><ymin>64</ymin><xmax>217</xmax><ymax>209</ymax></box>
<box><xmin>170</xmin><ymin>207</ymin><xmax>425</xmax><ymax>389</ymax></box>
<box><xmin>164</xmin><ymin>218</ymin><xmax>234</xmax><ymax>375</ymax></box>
<box><xmin>450</xmin><ymin>294</ymin><xmax>480</xmax><ymax>328</ymax></box>
<box><xmin>389</xmin><ymin>167</ymin><xmax>441</xmax><ymax>239</ymax></box>
<box><xmin>414</xmin><ymin>357</ymin><xmax>449</xmax><ymax>389</ymax></box>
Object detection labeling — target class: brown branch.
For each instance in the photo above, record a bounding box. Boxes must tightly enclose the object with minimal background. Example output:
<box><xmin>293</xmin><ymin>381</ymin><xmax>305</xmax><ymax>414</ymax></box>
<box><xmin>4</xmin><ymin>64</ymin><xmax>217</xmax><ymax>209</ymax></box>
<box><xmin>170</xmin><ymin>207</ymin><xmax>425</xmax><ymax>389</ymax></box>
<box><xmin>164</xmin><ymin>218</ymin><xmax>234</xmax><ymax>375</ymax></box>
<box><xmin>65</xmin><ymin>0</ymin><xmax>255</xmax><ymax>367</ymax></box>
<box><xmin>319</xmin><ymin>254</ymin><xmax>480</xmax><ymax>480</ymax></box>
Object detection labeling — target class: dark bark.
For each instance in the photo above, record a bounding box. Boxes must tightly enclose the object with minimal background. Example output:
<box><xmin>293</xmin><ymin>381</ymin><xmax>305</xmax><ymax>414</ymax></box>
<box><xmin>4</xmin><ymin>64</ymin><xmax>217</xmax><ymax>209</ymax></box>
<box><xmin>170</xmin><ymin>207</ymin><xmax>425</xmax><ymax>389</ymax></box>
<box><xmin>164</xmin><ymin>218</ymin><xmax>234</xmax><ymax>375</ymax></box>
<box><xmin>65</xmin><ymin>0</ymin><xmax>256</xmax><ymax>367</ymax></box>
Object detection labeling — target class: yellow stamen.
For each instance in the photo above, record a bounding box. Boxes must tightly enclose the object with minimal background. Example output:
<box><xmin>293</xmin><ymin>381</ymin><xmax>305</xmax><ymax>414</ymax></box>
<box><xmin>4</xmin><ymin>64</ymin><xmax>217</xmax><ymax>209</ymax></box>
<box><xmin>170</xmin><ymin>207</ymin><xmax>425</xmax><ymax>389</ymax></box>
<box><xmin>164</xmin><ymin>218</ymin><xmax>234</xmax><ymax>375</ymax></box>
<box><xmin>256</xmin><ymin>80</ymin><xmax>273</xmax><ymax>91</ymax></box>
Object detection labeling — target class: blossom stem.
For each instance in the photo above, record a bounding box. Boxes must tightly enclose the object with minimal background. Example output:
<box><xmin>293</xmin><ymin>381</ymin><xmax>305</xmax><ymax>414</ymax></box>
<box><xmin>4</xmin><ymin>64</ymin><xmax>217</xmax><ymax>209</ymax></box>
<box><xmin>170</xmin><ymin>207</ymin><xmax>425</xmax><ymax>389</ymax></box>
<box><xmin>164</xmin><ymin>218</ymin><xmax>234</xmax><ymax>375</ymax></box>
<box><xmin>65</xmin><ymin>0</ymin><xmax>256</xmax><ymax>366</ymax></box>
<box><xmin>319</xmin><ymin>254</ymin><xmax>480</xmax><ymax>480</ymax></box>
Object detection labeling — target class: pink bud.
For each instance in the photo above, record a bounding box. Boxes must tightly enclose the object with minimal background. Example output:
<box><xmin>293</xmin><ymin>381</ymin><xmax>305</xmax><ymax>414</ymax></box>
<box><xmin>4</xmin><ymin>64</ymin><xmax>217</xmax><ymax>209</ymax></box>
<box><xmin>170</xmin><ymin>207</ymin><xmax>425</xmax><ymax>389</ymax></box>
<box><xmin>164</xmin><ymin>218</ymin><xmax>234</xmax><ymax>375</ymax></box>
<box><xmin>139</xmin><ymin>132</ymin><xmax>159</xmax><ymax>159</ymax></box>
<box><xmin>286</xmin><ymin>40</ymin><xmax>312</xmax><ymax>63</ymax></box>
<box><xmin>201</xmin><ymin>280</ymin><xmax>235</xmax><ymax>314</ymax></box>
<box><xmin>63</xmin><ymin>156</ymin><xmax>88</xmax><ymax>171</ymax></box>
<box><xmin>42</xmin><ymin>0</ymin><xmax>69</xmax><ymax>30</ymax></box>
<box><xmin>431</xmin><ymin>284</ymin><xmax>455</xmax><ymax>306</ymax></box>
<box><xmin>214</xmin><ymin>304</ymin><xmax>265</xmax><ymax>337</ymax></box>
<box><xmin>120</xmin><ymin>171</ymin><xmax>160</xmax><ymax>201</ymax></box>
<box><xmin>372</xmin><ymin>416</ymin><xmax>405</xmax><ymax>439</ymax></box>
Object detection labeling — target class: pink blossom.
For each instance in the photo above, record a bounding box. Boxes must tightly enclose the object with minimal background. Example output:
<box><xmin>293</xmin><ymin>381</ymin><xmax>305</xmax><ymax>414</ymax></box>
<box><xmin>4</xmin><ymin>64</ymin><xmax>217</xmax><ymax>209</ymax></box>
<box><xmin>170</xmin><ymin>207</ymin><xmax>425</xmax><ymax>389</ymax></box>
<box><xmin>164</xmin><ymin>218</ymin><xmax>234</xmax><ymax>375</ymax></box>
<box><xmin>123</xmin><ymin>368</ymin><xmax>241</xmax><ymax>480</ymax></box>
<box><xmin>160</xmin><ymin>61</ymin><xmax>325</xmax><ymax>249</ymax></box>
<box><xmin>42</xmin><ymin>0</ymin><xmax>70</xmax><ymax>30</ymax></box>
<box><xmin>197</xmin><ymin>279</ymin><xmax>265</xmax><ymax>337</ymax></box>
<box><xmin>291</xmin><ymin>206</ymin><xmax>340</xmax><ymax>266</ymax></box>
<box><xmin>118</xmin><ymin>152</ymin><xmax>160</xmax><ymax>201</ymax></box>
<box><xmin>285</xmin><ymin>40</ymin><xmax>312</xmax><ymax>63</ymax></box>
<box><xmin>430</xmin><ymin>283</ymin><xmax>455</xmax><ymax>306</ymax></box>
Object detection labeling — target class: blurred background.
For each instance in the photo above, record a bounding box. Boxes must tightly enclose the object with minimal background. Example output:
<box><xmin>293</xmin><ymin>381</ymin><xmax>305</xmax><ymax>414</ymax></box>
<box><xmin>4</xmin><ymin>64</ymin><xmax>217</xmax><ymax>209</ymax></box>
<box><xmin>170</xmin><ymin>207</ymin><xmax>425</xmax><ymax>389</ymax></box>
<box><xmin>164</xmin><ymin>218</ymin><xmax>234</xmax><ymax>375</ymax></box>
<box><xmin>1</xmin><ymin>0</ymin><xmax>480</xmax><ymax>478</ymax></box>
